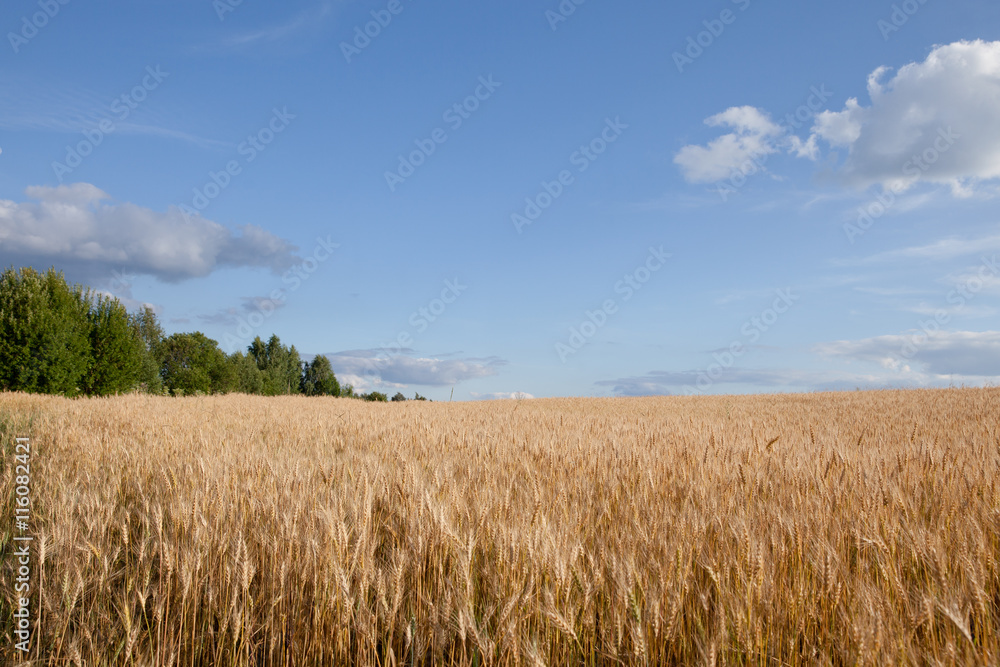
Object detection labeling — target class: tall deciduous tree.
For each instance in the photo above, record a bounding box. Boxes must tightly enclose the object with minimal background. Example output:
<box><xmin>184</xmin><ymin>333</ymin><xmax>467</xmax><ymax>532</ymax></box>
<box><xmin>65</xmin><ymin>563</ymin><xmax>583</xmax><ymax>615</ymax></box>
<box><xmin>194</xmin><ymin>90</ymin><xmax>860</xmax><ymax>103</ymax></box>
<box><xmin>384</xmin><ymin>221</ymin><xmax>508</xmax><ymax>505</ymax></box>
<box><xmin>302</xmin><ymin>354</ymin><xmax>340</xmax><ymax>396</ymax></box>
<box><xmin>160</xmin><ymin>332</ymin><xmax>234</xmax><ymax>396</ymax></box>
<box><xmin>130</xmin><ymin>305</ymin><xmax>165</xmax><ymax>394</ymax></box>
<box><xmin>0</xmin><ymin>267</ymin><xmax>92</xmax><ymax>395</ymax></box>
<box><xmin>249</xmin><ymin>335</ymin><xmax>304</xmax><ymax>395</ymax></box>
<box><xmin>84</xmin><ymin>294</ymin><xmax>145</xmax><ymax>396</ymax></box>
<box><xmin>229</xmin><ymin>351</ymin><xmax>265</xmax><ymax>394</ymax></box>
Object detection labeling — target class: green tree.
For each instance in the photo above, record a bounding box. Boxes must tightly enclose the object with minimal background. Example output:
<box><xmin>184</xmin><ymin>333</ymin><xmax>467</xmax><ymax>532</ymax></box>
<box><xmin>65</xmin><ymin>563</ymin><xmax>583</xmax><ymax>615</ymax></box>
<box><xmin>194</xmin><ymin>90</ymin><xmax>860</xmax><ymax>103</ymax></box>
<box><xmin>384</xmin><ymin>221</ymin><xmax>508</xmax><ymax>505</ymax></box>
<box><xmin>229</xmin><ymin>351</ymin><xmax>264</xmax><ymax>394</ymax></box>
<box><xmin>160</xmin><ymin>332</ymin><xmax>234</xmax><ymax>396</ymax></box>
<box><xmin>364</xmin><ymin>391</ymin><xmax>388</xmax><ymax>402</ymax></box>
<box><xmin>301</xmin><ymin>354</ymin><xmax>340</xmax><ymax>396</ymax></box>
<box><xmin>0</xmin><ymin>267</ymin><xmax>92</xmax><ymax>395</ymax></box>
<box><xmin>249</xmin><ymin>335</ymin><xmax>304</xmax><ymax>395</ymax></box>
<box><xmin>129</xmin><ymin>305</ymin><xmax>165</xmax><ymax>394</ymax></box>
<box><xmin>391</xmin><ymin>392</ymin><xmax>407</xmax><ymax>402</ymax></box>
<box><xmin>83</xmin><ymin>294</ymin><xmax>145</xmax><ymax>396</ymax></box>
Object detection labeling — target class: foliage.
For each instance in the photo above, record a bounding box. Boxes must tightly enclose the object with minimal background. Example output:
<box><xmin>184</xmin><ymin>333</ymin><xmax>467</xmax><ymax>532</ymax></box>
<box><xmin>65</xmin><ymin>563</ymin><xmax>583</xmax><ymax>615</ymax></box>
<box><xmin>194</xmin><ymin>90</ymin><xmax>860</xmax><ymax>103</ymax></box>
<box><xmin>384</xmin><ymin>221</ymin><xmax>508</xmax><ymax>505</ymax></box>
<box><xmin>249</xmin><ymin>335</ymin><xmax>304</xmax><ymax>396</ymax></box>
<box><xmin>83</xmin><ymin>295</ymin><xmax>145</xmax><ymax>396</ymax></box>
<box><xmin>391</xmin><ymin>392</ymin><xmax>407</xmax><ymax>402</ymax></box>
<box><xmin>160</xmin><ymin>332</ymin><xmax>234</xmax><ymax>396</ymax></box>
<box><xmin>0</xmin><ymin>267</ymin><xmax>360</xmax><ymax>400</ymax></box>
<box><xmin>301</xmin><ymin>354</ymin><xmax>340</xmax><ymax>396</ymax></box>
<box><xmin>229</xmin><ymin>351</ymin><xmax>265</xmax><ymax>395</ymax></box>
<box><xmin>0</xmin><ymin>267</ymin><xmax>93</xmax><ymax>395</ymax></box>
<box><xmin>130</xmin><ymin>305</ymin><xmax>165</xmax><ymax>394</ymax></box>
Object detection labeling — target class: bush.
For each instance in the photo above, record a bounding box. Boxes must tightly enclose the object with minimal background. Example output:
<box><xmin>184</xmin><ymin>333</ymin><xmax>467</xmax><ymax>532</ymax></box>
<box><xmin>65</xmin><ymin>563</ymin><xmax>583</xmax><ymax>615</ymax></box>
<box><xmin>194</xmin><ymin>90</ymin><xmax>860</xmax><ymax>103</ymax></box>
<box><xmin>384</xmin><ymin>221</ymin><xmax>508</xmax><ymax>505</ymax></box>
<box><xmin>364</xmin><ymin>391</ymin><xmax>388</xmax><ymax>403</ymax></box>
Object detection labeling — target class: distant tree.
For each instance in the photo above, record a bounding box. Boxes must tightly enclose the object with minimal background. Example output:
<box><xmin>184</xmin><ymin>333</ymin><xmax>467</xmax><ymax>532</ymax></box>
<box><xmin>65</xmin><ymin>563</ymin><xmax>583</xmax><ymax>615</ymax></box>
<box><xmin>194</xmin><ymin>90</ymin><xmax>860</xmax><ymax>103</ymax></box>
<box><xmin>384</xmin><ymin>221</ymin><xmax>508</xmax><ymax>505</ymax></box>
<box><xmin>413</xmin><ymin>392</ymin><xmax>428</xmax><ymax>401</ymax></box>
<box><xmin>129</xmin><ymin>305</ymin><xmax>165</xmax><ymax>394</ymax></box>
<box><xmin>83</xmin><ymin>294</ymin><xmax>145</xmax><ymax>396</ymax></box>
<box><xmin>229</xmin><ymin>351</ymin><xmax>264</xmax><ymax>394</ymax></box>
<box><xmin>391</xmin><ymin>392</ymin><xmax>407</xmax><ymax>402</ymax></box>
<box><xmin>301</xmin><ymin>355</ymin><xmax>340</xmax><ymax>396</ymax></box>
<box><xmin>341</xmin><ymin>384</ymin><xmax>357</xmax><ymax>399</ymax></box>
<box><xmin>249</xmin><ymin>335</ymin><xmax>304</xmax><ymax>395</ymax></box>
<box><xmin>364</xmin><ymin>391</ymin><xmax>388</xmax><ymax>402</ymax></box>
<box><xmin>160</xmin><ymin>332</ymin><xmax>233</xmax><ymax>396</ymax></box>
<box><xmin>0</xmin><ymin>267</ymin><xmax>92</xmax><ymax>395</ymax></box>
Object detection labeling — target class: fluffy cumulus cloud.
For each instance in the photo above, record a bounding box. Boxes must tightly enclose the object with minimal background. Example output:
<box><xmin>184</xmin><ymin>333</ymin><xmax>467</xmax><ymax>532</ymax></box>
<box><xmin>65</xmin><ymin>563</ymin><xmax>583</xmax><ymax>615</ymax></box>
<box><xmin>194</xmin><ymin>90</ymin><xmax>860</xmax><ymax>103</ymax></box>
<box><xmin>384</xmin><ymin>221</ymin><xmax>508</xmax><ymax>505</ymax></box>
<box><xmin>676</xmin><ymin>41</ymin><xmax>1000</xmax><ymax>196</ymax></box>
<box><xmin>674</xmin><ymin>106</ymin><xmax>789</xmax><ymax>183</ymax></box>
<box><xmin>811</xmin><ymin>40</ymin><xmax>1000</xmax><ymax>193</ymax></box>
<box><xmin>0</xmin><ymin>183</ymin><xmax>299</xmax><ymax>282</ymax></box>
<box><xmin>816</xmin><ymin>330</ymin><xmax>1000</xmax><ymax>377</ymax></box>
<box><xmin>326</xmin><ymin>350</ymin><xmax>504</xmax><ymax>388</ymax></box>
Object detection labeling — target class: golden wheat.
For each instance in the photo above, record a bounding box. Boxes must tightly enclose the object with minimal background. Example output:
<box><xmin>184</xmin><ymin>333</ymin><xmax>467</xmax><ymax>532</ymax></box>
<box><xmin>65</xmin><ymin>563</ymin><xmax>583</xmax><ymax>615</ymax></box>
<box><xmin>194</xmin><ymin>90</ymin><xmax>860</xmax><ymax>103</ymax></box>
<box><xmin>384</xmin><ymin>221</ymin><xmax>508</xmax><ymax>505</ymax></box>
<box><xmin>1</xmin><ymin>388</ymin><xmax>999</xmax><ymax>665</ymax></box>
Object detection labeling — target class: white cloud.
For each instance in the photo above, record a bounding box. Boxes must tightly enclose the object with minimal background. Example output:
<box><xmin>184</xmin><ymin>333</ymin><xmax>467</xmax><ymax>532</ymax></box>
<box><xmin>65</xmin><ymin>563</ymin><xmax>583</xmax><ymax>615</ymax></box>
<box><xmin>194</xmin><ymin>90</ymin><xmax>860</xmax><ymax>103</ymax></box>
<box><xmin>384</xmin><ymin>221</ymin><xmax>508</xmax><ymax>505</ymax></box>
<box><xmin>841</xmin><ymin>234</ymin><xmax>1000</xmax><ymax>265</ymax></box>
<box><xmin>678</xmin><ymin>41</ymin><xmax>1000</xmax><ymax>196</ymax></box>
<box><xmin>0</xmin><ymin>183</ymin><xmax>299</xmax><ymax>282</ymax></box>
<box><xmin>0</xmin><ymin>76</ymin><xmax>226</xmax><ymax>150</ymax></box>
<box><xmin>595</xmin><ymin>368</ymin><xmax>902</xmax><ymax>396</ymax></box>
<box><xmin>811</xmin><ymin>40</ymin><xmax>1000</xmax><ymax>193</ymax></box>
<box><xmin>469</xmin><ymin>392</ymin><xmax>535</xmax><ymax>400</ymax></box>
<box><xmin>215</xmin><ymin>3</ymin><xmax>338</xmax><ymax>51</ymax></box>
<box><xmin>816</xmin><ymin>330</ymin><xmax>1000</xmax><ymax>377</ymax></box>
<box><xmin>674</xmin><ymin>106</ymin><xmax>787</xmax><ymax>183</ymax></box>
<box><xmin>327</xmin><ymin>350</ymin><xmax>504</xmax><ymax>388</ymax></box>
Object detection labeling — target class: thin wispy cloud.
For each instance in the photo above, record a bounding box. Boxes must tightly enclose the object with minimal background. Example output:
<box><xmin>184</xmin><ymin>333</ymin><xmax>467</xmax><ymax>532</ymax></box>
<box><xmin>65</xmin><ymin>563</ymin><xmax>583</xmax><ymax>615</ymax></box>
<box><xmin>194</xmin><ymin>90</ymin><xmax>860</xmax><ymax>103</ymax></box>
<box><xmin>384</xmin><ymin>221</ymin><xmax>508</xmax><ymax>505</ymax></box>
<box><xmin>836</xmin><ymin>234</ymin><xmax>1000</xmax><ymax>266</ymax></box>
<box><xmin>595</xmin><ymin>368</ymin><xmax>905</xmax><ymax>396</ymax></box>
<box><xmin>0</xmin><ymin>76</ymin><xmax>226</xmax><ymax>149</ymax></box>
<box><xmin>212</xmin><ymin>2</ymin><xmax>339</xmax><ymax>51</ymax></box>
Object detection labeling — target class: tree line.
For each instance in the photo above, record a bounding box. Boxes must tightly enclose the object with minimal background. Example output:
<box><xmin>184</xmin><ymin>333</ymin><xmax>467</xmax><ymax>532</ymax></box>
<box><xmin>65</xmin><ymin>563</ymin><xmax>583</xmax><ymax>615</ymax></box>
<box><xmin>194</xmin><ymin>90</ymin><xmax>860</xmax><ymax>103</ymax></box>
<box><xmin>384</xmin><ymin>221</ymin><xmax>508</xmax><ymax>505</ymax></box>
<box><xmin>0</xmin><ymin>267</ymin><xmax>427</xmax><ymax>401</ymax></box>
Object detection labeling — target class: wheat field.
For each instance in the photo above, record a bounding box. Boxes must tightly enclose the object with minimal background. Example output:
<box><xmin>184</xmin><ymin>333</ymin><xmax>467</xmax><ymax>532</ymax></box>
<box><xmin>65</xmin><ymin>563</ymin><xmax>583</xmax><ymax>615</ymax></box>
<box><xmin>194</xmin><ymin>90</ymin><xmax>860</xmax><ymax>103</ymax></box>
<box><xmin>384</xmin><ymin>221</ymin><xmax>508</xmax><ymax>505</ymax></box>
<box><xmin>1</xmin><ymin>388</ymin><xmax>998</xmax><ymax>665</ymax></box>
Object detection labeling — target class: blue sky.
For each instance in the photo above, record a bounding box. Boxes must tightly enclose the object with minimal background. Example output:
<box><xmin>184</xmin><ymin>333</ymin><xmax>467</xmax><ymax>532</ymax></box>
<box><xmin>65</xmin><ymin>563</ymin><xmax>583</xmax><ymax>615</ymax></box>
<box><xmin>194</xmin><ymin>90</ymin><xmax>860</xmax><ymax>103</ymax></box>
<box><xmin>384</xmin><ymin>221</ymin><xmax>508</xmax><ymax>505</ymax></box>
<box><xmin>2</xmin><ymin>0</ymin><xmax>999</xmax><ymax>400</ymax></box>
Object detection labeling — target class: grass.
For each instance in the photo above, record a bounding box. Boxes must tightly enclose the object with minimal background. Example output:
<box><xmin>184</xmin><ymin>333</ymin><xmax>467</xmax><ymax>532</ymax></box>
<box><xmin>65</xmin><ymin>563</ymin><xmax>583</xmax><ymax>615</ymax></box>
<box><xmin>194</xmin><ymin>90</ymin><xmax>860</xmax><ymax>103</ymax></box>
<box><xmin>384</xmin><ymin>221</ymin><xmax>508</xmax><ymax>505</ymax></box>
<box><xmin>0</xmin><ymin>387</ymin><xmax>998</xmax><ymax>665</ymax></box>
